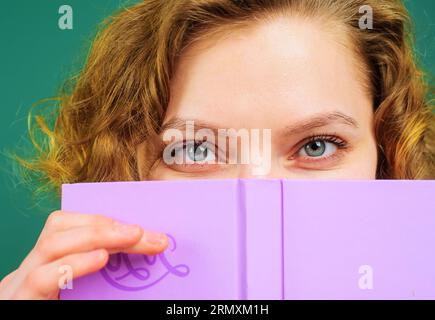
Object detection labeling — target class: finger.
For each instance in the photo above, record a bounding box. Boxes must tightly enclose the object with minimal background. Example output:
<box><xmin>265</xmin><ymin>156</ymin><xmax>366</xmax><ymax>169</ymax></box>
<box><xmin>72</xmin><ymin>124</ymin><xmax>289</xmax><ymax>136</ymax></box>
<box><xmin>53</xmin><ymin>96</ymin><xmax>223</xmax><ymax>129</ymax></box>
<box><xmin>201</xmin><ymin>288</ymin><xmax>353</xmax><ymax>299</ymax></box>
<box><xmin>108</xmin><ymin>230</ymin><xmax>169</xmax><ymax>255</ymax></box>
<box><xmin>41</xmin><ymin>210</ymin><xmax>115</xmax><ymax>234</ymax></box>
<box><xmin>0</xmin><ymin>270</ymin><xmax>17</xmax><ymax>287</ymax></box>
<box><xmin>30</xmin><ymin>222</ymin><xmax>168</xmax><ymax>264</ymax></box>
<box><xmin>0</xmin><ymin>271</ymin><xmax>18</xmax><ymax>300</ymax></box>
<box><xmin>13</xmin><ymin>249</ymin><xmax>109</xmax><ymax>300</ymax></box>
<box><xmin>30</xmin><ymin>222</ymin><xmax>142</xmax><ymax>264</ymax></box>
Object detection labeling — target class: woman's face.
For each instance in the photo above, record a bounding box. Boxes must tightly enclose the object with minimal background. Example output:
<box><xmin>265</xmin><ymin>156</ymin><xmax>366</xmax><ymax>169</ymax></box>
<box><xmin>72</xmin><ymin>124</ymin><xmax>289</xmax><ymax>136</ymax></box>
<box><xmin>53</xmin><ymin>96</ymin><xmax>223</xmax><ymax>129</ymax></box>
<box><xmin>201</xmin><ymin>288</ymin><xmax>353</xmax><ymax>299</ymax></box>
<box><xmin>140</xmin><ymin>16</ymin><xmax>378</xmax><ymax>180</ymax></box>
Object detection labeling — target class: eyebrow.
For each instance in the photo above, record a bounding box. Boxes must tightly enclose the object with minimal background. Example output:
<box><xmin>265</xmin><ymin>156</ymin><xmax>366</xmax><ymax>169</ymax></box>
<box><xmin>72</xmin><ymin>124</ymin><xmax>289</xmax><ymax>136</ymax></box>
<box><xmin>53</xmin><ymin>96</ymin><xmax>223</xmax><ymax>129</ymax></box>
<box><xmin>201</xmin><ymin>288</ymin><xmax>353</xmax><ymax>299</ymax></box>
<box><xmin>159</xmin><ymin>118</ymin><xmax>223</xmax><ymax>133</ymax></box>
<box><xmin>160</xmin><ymin>111</ymin><xmax>359</xmax><ymax>135</ymax></box>
<box><xmin>283</xmin><ymin>111</ymin><xmax>359</xmax><ymax>136</ymax></box>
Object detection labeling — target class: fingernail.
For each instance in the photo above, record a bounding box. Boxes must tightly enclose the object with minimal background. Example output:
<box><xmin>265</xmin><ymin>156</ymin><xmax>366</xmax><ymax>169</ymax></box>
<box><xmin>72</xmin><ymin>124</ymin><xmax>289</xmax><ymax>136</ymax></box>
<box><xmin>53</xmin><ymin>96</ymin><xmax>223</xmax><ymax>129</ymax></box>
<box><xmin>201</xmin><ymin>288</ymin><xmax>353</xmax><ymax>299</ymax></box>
<box><xmin>145</xmin><ymin>232</ymin><xmax>167</xmax><ymax>246</ymax></box>
<box><xmin>114</xmin><ymin>222</ymin><xmax>140</xmax><ymax>235</ymax></box>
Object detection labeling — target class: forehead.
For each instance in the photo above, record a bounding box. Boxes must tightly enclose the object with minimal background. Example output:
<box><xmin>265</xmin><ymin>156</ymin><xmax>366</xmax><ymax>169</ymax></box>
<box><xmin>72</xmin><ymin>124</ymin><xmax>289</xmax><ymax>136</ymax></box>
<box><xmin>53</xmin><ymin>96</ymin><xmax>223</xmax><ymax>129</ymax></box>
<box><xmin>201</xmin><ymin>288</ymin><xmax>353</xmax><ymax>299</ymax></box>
<box><xmin>165</xmin><ymin>16</ymin><xmax>372</xmax><ymax>129</ymax></box>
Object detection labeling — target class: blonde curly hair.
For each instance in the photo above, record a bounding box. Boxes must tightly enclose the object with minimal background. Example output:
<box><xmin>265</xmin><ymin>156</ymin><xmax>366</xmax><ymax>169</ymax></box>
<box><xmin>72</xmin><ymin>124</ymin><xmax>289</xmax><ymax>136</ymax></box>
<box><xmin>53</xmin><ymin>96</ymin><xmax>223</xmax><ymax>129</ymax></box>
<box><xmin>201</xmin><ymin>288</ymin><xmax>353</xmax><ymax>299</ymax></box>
<box><xmin>16</xmin><ymin>0</ymin><xmax>435</xmax><ymax>198</ymax></box>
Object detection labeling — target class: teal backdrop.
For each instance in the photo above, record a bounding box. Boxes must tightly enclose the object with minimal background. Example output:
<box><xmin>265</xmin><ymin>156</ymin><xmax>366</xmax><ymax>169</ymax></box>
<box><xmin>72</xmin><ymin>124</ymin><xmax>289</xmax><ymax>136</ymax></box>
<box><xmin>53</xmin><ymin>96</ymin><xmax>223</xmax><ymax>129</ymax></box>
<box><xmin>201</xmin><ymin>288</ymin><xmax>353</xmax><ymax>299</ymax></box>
<box><xmin>0</xmin><ymin>0</ymin><xmax>434</xmax><ymax>278</ymax></box>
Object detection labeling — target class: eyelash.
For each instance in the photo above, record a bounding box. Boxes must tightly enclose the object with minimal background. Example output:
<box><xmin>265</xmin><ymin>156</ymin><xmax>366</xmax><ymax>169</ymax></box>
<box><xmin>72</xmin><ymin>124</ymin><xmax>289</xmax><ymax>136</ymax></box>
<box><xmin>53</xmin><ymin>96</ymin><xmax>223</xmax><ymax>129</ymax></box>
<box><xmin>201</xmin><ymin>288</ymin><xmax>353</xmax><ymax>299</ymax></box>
<box><xmin>162</xmin><ymin>139</ymin><xmax>222</xmax><ymax>166</ymax></box>
<box><xmin>160</xmin><ymin>133</ymin><xmax>349</xmax><ymax>167</ymax></box>
<box><xmin>302</xmin><ymin>133</ymin><xmax>347</xmax><ymax>148</ymax></box>
<box><xmin>291</xmin><ymin>133</ymin><xmax>349</xmax><ymax>161</ymax></box>
<box><xmin>172</xmin><ymin>140</ymin><xmax>216</xmax><ymax>157</ymax></box>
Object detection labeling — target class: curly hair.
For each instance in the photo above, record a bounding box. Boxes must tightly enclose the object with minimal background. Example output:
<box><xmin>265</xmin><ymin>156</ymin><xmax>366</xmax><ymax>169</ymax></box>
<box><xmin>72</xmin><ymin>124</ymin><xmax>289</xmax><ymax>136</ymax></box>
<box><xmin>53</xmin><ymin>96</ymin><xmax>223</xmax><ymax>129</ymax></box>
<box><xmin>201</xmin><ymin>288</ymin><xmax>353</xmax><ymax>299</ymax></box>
<box><xmin>15</xmin><ymin>0</ymin><xmax>435</xmax><ymax>198</ymax></box>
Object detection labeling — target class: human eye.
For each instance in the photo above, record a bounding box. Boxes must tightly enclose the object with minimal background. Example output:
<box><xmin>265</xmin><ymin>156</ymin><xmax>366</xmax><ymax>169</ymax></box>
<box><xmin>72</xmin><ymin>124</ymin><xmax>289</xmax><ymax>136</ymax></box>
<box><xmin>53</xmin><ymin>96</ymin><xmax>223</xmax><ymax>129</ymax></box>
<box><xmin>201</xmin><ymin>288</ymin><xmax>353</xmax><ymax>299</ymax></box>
<box><xmin>172</xmin><ymin>140</ymin><xmax>216</xmax><ymax>164</ymax></box>
<box><xmin>289</xmin><ymin>134</ymin><xmax>350</xmax><ymax>167</ymax></box>
<box><xmin>160</xmin><ymin>139</ymin><xmax>227</xmax><ymax>174</ymax></box>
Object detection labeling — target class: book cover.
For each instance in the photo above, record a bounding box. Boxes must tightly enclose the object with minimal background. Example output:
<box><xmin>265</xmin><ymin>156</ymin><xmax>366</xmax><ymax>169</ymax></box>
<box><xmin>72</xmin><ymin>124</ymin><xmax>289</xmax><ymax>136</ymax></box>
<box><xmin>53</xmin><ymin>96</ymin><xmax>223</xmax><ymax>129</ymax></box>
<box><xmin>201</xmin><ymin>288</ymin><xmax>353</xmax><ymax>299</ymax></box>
<box><xmin>60</xmin><ymin>179</ymin><xmax>435</xmax><ymax>299</ymax></box>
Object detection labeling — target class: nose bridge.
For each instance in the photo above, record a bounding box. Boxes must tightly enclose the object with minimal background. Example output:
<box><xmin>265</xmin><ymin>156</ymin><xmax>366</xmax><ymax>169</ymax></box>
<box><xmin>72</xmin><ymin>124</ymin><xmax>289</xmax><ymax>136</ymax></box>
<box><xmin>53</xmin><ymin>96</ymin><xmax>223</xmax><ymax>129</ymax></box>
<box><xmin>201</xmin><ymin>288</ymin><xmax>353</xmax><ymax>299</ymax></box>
<box><xmin>237</xmin><ymin>161</ymin><xmax>279</xmax><ymax>179</ymax></box>
<box><xmin>234</xmin><ymin>127</ymin><xmax>276</xmax><ymax>179</ymax></box>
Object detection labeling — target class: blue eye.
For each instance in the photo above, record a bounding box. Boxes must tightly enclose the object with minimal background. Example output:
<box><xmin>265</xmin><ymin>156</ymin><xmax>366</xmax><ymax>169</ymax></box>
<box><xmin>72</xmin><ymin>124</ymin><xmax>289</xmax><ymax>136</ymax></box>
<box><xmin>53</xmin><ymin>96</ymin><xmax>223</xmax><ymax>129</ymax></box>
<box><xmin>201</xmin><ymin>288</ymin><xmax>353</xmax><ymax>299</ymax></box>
<box><xmin>304</xmin><ymin>140</ymin><xmax>326</xmax><ymax>157</ymax></box>
<box><xmin>171</xmin><ymin>141</ymin><xmax>216</xmax><ymax>163</ymax></box>
<box><xmin>298</xmin><ymin>139</ymin><xmax>338</xmax><ymax>158</ymax></box>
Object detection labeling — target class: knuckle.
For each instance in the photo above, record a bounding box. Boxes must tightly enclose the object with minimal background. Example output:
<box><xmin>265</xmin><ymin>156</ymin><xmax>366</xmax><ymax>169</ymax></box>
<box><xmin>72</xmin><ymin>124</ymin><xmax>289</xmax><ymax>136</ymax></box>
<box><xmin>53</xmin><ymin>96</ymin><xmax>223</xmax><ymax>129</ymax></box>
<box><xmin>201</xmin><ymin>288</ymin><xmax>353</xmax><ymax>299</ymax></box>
<box><xmin>34</xmin><ymin>234</ymin><xmax>56</xmax><ymax>256</ymax></box>
<box><xmin>23</xmin><ymin>268</ymin><xmax>44</xmax><ymax>290</ymax></box>
<box><xmin>45</xmin><ymin>210</ymin><xmax>64</xmax><ymax>229</ymax></box>
<box><xmin>88</xmin><ymin>225</ymin><xmax>109</xmax><ymax>242</ymax></box>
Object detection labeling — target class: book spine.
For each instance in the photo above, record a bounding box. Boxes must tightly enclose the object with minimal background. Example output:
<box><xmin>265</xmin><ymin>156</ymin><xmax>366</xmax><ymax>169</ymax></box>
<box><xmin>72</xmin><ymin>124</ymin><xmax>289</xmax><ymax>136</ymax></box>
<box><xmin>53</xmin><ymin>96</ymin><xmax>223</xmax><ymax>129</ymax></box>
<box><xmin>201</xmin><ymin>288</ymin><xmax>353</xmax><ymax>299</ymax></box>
<box><xmin>237</xmin><ymin>179</ymin><xmax>248</xmax><ymax>300</ymax></box>
<box><xmin>241</xmin><ymin>179</ymin><xmax>283</xmax><ymax>299</ymax></box>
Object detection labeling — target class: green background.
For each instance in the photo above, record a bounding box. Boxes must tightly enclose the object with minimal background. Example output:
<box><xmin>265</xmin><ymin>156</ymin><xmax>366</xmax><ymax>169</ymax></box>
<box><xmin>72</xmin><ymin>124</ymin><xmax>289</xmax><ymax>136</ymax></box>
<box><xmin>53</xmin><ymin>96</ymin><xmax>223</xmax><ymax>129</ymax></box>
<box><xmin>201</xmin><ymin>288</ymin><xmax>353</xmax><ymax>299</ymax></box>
<box><xmin>0</xmin><ymin>0</ymin><xmax>434</xmax><ymax>279</ymax></box>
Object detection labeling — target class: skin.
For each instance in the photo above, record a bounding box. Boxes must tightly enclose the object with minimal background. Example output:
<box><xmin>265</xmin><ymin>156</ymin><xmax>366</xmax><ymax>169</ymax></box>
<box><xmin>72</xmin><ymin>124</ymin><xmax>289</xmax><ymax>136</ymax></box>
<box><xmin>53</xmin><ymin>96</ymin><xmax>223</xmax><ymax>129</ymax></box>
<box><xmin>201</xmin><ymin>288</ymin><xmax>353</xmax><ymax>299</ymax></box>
<box><xmin>141</xmin><ymin>16</ymin><xmax>377</xmax><ymax>180</ymax></box>
<box><xmin>0</xmin><ymin>211</ymin><xmax>169</xmax><ymax>299</ymax></box>
<box><xmin>0</xmin><ymin>16</ymin><xmax>377</xmax><ymax>299</ymax></box>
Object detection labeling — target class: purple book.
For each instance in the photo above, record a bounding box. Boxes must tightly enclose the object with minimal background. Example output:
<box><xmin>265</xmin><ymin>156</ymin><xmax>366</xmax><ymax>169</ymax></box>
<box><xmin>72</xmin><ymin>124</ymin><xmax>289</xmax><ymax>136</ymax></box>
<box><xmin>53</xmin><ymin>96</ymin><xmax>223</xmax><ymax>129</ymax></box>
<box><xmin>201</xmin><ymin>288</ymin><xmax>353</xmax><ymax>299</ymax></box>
<box><xmin>60</xmin><ymin>179</ymin><xmax>435</xmax><ymax>300</ymax></box>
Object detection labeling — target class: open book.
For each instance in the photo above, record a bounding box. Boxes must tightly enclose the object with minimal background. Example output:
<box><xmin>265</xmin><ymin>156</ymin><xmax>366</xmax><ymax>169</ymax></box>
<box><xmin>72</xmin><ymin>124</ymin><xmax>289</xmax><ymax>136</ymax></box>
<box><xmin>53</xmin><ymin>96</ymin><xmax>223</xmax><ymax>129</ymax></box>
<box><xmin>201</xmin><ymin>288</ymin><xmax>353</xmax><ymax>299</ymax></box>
<box><xmin>60</xmin><ymin>179</ymin><xmax>435</xmax><ymax>299</ymax></box>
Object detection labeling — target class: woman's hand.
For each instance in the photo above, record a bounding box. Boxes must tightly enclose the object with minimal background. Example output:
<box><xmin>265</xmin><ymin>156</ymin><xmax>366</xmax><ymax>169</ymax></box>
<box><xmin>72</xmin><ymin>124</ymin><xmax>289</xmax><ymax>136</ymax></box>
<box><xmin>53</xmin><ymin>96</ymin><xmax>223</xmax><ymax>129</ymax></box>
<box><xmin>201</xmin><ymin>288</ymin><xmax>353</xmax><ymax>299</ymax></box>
<box><xmin>0</xmin><ymin>210</ymin><xmax>169</xmax><ymax>300</ymax></box>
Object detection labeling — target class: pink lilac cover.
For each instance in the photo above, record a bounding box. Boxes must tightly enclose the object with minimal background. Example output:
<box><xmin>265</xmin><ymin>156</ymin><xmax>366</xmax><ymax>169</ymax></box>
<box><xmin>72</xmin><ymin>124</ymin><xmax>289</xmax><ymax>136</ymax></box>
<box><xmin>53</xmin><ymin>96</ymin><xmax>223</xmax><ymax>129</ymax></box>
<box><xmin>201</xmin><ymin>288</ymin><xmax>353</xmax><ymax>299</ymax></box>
<box><xmin>60</xmin><ymin>179</ymin><xmax>435</xmax><ymax>300</ymax></box>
